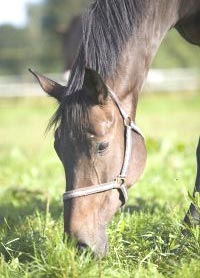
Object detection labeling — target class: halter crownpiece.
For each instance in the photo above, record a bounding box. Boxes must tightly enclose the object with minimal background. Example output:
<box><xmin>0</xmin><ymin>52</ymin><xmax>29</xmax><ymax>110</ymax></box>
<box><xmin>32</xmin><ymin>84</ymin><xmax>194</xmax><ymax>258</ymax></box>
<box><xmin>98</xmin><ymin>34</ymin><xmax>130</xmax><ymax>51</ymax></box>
<box><xmin>63</xmin><ymin>86</ymin><xmax>143</xmax><ymax>206</ymax></box>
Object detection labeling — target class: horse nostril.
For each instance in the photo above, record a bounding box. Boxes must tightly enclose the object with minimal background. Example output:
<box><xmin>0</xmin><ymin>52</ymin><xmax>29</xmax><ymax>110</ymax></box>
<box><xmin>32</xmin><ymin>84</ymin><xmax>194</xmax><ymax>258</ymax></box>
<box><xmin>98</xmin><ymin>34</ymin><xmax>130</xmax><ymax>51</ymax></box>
<box><xmin>77</xmin><ymin>241</ymin><xmax>89</xmax><ymax>251</ymax></box>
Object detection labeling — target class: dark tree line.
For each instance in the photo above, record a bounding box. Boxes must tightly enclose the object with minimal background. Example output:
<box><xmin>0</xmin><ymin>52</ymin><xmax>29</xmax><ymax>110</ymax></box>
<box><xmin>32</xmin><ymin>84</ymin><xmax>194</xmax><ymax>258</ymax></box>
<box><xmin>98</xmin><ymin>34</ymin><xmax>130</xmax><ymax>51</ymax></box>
<box><xmin>0</xmin><ymin>0</ymin><xmax>90</xmax><ymax>75</ymax></box>
<box><xmin>0</xmin><ymin>0</ymin><xmax>199</xmax><ymax>75</ymax></box>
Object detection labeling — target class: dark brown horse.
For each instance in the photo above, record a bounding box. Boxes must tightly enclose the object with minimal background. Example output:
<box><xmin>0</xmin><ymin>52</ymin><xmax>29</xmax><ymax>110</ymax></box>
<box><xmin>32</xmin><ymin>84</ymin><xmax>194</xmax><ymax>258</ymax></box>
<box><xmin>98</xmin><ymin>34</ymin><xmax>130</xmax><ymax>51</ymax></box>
<box><xmin>30</xmin><ymin>0</ymin><xmax>200</xmax><ymax>256</ymax></box>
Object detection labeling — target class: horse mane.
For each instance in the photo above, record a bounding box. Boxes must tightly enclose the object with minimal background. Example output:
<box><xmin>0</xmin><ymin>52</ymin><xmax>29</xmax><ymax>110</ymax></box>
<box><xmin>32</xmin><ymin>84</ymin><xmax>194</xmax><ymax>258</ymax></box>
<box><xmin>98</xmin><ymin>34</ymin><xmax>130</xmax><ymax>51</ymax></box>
<box><xmin>49</xmin><ymin>0</ymin><xmax>145</xmax><ymax>130</ymax></box>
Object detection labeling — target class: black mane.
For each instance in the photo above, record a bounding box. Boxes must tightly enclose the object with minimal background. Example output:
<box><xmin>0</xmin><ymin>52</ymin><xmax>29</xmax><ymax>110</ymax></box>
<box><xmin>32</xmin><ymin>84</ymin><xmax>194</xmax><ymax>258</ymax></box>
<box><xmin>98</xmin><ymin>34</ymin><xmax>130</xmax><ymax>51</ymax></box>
<box><xmin>50</xmin><ymin>0</ymin><xmax>145</xmax><ymax>129</ymax></box>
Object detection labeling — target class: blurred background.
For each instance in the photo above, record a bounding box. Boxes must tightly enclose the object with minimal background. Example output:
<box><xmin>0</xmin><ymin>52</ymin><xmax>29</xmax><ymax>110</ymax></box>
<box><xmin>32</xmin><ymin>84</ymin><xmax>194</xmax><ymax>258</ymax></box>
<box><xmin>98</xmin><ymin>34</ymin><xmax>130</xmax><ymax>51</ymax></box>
<box><xmin>0</xmin><ymin>2</ymin><xmax>199</xmax><ymax>273</ymax></box>
<box><xmin>0</xmin><ymin>0</ymin><xmax>199</xmax><ymax>96</ymax></box>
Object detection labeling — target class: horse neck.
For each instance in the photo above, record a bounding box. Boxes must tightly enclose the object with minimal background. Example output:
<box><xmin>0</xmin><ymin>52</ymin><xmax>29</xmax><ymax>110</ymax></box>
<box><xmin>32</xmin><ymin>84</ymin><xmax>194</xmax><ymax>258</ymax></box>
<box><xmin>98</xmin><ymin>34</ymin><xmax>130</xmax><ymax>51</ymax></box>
<box><xmin>106</xmin><ymin>0</ymin><xmax>198</xmax><ymax>120</ymax></box>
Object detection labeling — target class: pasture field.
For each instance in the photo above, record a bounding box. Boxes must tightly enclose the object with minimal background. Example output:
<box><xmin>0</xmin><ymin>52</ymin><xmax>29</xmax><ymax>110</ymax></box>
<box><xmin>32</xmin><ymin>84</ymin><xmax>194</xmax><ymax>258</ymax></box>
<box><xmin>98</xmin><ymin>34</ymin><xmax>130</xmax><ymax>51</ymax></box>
<box><xmin>0</xmin><ymin>92</ymin><xmax>200</xmax><ymax>277</ymax></box>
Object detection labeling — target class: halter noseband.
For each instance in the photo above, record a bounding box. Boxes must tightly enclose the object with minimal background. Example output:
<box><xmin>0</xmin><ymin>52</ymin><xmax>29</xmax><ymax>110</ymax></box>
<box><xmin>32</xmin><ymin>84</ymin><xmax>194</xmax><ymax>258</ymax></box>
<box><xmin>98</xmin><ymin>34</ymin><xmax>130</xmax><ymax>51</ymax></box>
<box><xmin>63</xmin><ymin>87</ymin><xmax>143</xmax><ymax>206</ymax></box>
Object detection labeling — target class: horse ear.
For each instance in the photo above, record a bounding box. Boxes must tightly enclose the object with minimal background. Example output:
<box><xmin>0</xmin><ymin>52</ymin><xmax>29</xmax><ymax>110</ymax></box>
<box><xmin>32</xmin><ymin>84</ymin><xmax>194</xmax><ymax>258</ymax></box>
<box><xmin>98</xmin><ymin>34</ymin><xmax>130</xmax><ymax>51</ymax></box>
<box><xmin>29</xmin><ymin>68</ymin><xmax>66</xmax><ymax>101</ymax></box>
<box><xmin>84</xmin><ymin>68</ymin><xmax>108</xmax><ymax>104</ymax></box>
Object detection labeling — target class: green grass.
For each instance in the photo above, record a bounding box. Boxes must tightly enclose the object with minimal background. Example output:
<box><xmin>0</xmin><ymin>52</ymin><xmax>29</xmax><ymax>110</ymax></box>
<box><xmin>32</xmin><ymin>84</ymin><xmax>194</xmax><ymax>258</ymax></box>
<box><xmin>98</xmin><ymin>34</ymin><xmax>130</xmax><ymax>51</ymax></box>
<box><xmin>0</xmin><ymin>93</ymin><xmax>200</xmax><ymax>277</ymax></box>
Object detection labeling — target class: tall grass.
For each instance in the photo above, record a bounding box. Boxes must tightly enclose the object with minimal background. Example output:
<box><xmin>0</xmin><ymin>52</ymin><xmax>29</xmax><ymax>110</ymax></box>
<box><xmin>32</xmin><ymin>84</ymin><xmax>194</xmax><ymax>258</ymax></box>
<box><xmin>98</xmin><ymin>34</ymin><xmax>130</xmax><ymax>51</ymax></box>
<box><xmin>0</xmin><ymin>93</ymin><xmax>199</xmax><ymax>277</ymax></box>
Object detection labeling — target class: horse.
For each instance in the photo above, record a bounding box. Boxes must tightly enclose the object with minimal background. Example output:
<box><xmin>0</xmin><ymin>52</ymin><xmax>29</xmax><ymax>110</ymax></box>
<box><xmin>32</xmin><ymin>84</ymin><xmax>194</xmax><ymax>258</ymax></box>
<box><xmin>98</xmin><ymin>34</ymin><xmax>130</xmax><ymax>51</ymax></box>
<box><xmin>30</xmin><ymin>0</ymin><xmax>200</xmax><ymax>256</ymax></box>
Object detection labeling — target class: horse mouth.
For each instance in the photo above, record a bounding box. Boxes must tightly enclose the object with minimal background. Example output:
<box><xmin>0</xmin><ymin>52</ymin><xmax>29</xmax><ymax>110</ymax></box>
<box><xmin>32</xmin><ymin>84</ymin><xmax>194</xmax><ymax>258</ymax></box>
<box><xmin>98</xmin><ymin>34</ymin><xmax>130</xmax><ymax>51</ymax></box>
<box><xmin>76</xmin><ymin>238</ymin><xmax>108</xmax><ymax>258</ymax></box>
<box><xmin>93</xmin><ymin>239</ymin><xmax>109</xmax><ymax>258</ymax></box>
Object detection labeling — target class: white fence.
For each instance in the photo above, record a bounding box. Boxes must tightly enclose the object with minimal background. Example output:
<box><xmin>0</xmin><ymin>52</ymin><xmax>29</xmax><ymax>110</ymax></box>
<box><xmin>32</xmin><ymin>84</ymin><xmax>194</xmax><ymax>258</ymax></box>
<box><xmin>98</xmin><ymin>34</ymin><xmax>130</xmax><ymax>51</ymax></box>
<box><xmin>0</xmin><ymin>69</ymin><xmax>199</xmax><ymax>97</ymax></box>
<box><xmin>145</xmin><ymin>69</ymin><xmax>200</xmax><ymax>92</ymax></box>
<box><xmin>0</xmin><ymin>73</ymin><xmax>65</xmax><ymax>98</ymax></box>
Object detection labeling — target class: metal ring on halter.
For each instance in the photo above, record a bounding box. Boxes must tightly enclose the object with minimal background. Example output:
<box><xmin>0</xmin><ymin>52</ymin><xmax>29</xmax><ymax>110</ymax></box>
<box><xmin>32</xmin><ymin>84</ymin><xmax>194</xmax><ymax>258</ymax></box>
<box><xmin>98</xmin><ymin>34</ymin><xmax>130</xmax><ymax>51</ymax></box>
<box><xmin>115</xmin><ymin>175</ymin><xmax>126</xmax><ymax>185</ymax></box>
<box><xmin>124</xmin><ymin>117</ymin><xmax>133</xmax><ymax>127</ymax></box>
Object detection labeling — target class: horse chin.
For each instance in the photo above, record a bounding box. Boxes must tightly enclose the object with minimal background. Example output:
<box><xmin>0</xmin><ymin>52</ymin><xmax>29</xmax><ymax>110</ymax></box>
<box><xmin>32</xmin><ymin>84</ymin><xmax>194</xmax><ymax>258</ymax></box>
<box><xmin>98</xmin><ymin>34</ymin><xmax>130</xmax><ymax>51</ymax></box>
<box><xmin>93</xmin><ymin>239</ymin><xmax>109</xmax><ymax>258</ymax></box>
<box><xmin>76</xmin><ymin>231</ymin><xmax>109</xmax><ymax>258</ymax></box>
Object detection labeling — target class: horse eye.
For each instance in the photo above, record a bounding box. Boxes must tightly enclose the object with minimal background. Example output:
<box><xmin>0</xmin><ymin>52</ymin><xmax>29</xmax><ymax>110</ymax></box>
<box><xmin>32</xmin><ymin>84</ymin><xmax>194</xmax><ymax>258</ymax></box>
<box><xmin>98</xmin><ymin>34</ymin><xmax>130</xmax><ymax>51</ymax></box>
<box><xmin>97</xmin><ymin>142</ymin><xmax>109</xmax><ymax>153</ymax></box>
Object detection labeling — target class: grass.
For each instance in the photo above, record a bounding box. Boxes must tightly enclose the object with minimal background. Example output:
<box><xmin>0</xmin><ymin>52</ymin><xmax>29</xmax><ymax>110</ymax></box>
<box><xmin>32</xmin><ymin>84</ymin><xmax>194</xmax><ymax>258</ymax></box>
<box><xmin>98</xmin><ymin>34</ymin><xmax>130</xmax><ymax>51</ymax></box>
<box><xmin>0</xmin><ymin>93</ymin><xmax>200</xmax><ymax>277</ymax></box>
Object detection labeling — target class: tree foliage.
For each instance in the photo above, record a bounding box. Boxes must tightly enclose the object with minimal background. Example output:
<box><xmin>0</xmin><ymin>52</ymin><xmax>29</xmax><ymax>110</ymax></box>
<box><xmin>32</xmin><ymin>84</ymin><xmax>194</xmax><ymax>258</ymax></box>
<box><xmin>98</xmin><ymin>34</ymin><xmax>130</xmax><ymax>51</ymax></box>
<box><xmin>0</xmin><ymin>25</ymin><xmax>30</xmax><ymax>75</ymax></box>
<box><xmin>0</xmin><ymin>0</ymin><xmax>199</xmax><ymax>75</ymax></box>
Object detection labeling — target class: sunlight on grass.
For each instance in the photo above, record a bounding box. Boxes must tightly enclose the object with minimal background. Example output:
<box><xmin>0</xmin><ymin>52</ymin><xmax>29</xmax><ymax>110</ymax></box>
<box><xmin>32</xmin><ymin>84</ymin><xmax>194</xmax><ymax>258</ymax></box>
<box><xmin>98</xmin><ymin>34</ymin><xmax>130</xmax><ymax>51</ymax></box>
<box><xmin>0</xmin><ymin>93</ymin><xmax>199</xmax><ymax>277</ymax></box>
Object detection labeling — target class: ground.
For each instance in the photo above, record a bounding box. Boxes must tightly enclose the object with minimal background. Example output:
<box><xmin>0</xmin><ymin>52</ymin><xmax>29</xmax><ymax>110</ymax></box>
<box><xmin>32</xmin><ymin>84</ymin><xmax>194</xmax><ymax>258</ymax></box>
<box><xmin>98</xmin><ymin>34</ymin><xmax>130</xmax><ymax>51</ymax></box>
<box><xmin>0</xmin><ymin>92</ymin><xmax>199</xmax><ymax>277</ymax></box>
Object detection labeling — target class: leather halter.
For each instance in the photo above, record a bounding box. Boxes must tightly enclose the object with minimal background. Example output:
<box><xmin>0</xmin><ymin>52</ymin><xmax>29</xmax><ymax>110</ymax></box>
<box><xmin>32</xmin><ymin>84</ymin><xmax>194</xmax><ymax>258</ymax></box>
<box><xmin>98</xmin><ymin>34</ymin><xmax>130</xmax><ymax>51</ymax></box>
<box><xmin>63</xmin><ymin>87</ymin><xmax>143</xmax><ymax>206</ymax></box>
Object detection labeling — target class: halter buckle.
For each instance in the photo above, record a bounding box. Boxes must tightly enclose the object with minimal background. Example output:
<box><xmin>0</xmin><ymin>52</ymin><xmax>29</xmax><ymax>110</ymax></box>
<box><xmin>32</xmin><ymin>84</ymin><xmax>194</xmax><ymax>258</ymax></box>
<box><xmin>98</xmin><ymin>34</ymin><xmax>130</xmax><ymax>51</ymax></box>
<box><xmin>124</xmin><ymin>117</ymin><xmax>133</xmax><ymax>128</ymax></box>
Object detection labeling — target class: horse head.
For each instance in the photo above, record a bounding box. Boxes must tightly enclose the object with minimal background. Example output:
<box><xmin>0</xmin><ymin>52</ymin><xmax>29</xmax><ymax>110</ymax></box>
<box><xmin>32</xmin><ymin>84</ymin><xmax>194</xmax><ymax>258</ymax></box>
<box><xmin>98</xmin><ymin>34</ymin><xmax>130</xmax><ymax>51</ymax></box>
<box><xmin>30</xmin><ymin>68</ymin><xmax>146</xmax><ymax>256</ymax></box>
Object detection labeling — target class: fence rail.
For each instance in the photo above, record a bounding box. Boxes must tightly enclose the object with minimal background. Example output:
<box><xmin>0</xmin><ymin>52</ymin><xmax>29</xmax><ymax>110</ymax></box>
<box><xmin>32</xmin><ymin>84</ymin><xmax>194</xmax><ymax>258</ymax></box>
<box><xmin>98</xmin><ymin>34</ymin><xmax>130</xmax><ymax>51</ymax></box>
<box><xmin>145</xmin><ymin>68</ymin><xmax>200</xmax><ymax>92</ymax></box>
<box><xmin>0</xmin><ymin>69</ymin><xmax>199</xmax><ymax>97</ymax></box>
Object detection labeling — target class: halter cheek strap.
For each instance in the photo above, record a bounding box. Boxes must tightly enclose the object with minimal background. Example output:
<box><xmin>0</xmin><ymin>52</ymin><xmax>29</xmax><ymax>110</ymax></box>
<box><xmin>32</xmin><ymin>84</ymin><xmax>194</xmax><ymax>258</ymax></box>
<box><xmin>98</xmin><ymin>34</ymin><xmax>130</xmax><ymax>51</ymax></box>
<box><xmin>63</xmin><ymin>86</ymin><xmax>143</xmax><ymax>206</ymax></box>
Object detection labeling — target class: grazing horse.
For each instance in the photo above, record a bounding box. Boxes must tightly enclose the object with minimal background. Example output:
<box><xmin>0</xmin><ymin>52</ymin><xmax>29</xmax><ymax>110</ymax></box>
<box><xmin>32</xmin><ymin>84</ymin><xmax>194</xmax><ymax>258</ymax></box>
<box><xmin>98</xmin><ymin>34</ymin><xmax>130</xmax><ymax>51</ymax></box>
<box><xmin>30</xmin><ymin>0</ymin><xmax>200</xmax><ymax>256</ymax></box>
